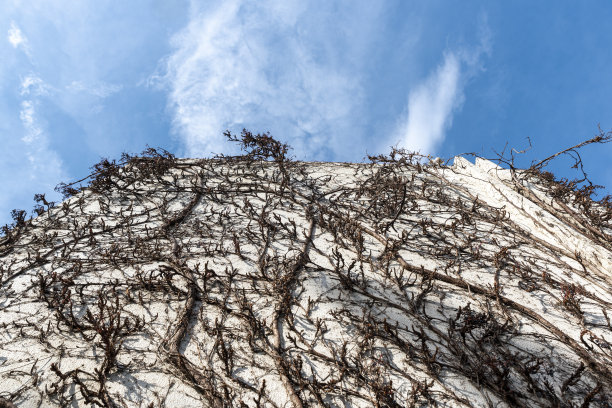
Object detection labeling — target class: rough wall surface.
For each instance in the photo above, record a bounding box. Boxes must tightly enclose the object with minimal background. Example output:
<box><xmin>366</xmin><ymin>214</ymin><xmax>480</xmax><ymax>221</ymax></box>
<box><xmin>0</xmin><ymin>151</ymin><xmax>611</xmax><ymax>407</ymax></box>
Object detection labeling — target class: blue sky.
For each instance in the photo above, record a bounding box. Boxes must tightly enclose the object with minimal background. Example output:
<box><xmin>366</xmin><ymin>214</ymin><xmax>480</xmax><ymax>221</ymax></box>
<box><xmin>2</xmin><ymin>1</ymin><xmax>611</xmax><ymax>227</ymax></box>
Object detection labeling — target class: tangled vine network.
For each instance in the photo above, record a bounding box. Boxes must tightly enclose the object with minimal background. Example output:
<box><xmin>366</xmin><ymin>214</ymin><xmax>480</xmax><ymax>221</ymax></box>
<box><xmin>0</xmin><ymin>130</ymin><xmax>611</xmax><ymax>407</ymax></box>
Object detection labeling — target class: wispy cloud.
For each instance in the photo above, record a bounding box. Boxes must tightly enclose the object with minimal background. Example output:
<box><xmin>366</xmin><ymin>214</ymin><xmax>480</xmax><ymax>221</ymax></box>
<box><xmin>393</xmin><ymin>17</ymin><xmax>491</xmax><ymax>155</ymax></box>
<box><xmin>7</xmin><ymin>21</ymin><xmax>30</xmax><ymax>55</ymax></box>
<box><xmin>0</xmin><ymin>40</ymin><xmax>66</xmax><ymax>222</ymax></box>
<box><xmin>161</xmin><ymin>0</ymin><xmax>380</xmax><ymax>160</ymax></box>
<box><xmin>20</xmin><ymin>74</ymin><xmax>49</xmax><ymax>96</ymax></box>
<box><xmin>394</xmin><ymin>53</ymin><xmax>462</xmax><ymax>155</ymax></box>
<box><xmin>7</xmin><ymin>21</ymin><xmax>26</xmax><ymax>47</ymax></box>
<box><xmin>0</xmin><ymin>93</ymin><xmax>67</xmax><ymax>220</ymax></box>
<box><xmin>19</xmin><ymin>100</ymin><xmax>42</xmax><ymax>144</ymax></box>
<box><xmin>18</xmin><ymin>92</ymin><xmax>65</xmax><ymax>183</ymax></box>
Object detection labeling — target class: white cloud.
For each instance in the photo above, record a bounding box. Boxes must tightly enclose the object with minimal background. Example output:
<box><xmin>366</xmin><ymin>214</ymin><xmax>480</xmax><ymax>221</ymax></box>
<box><xmin>20</xmin><ymin>74</ymin><xmax>49</xmax><ymax>96</ymax></box>
<box><xmin>18</xmin><ymin>99</ymin><xmax>64</xmax><ymax>178</ymax></box>
<box><xmin>394</xmin><ymin>53</ymin><xmax>462</xmax><ymax>155</ymax></box>
<box><xmin>393</xmin><ymin>16</ymin><xmax>491</xmax><ymax>155</ymax></box>
<box><xmin>19</xmin><ymin>100</ymin><xmax>42</xmax><ymax>144</ymax></box>
<box><xmin>2</xmin><ymin>55</ymin><xmax>67</xmax><ymax>218</ymax></box>
<box><xmin>7</xmin><ymin>21</ymin><xmax>29</xmax><ymax>53</ymax></box>
<box><xmin>161</xmin><ymin>0</ymin><xmax>379</xmax><ymax>160</ymax></box>
<box><xmin>3</xmin><ymin>96</ymin><xmax>66</xmax><ymax>221</ymax></box>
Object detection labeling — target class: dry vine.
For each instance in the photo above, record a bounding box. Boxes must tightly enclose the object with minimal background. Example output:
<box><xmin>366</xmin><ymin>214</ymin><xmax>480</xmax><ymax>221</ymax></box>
<box><xmin>0</xmin><ymin>130</ymin><xmax>610</xmax><ymax>407</ymax></box>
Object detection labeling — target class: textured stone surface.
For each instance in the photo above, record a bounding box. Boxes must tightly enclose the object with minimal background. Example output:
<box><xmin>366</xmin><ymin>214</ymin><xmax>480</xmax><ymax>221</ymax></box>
<box><xmin>0</xmin><ymin>150</ymin><xmax>610</xmax><ymax>407</ymax></box>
